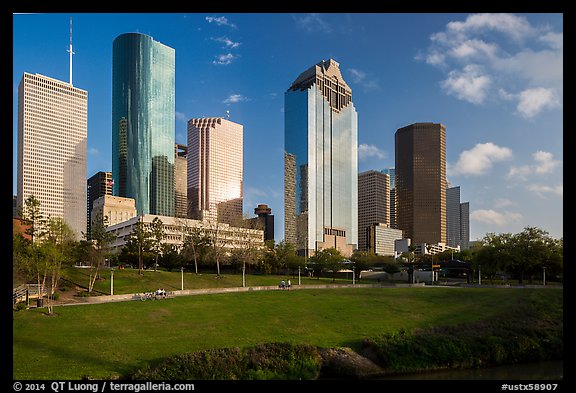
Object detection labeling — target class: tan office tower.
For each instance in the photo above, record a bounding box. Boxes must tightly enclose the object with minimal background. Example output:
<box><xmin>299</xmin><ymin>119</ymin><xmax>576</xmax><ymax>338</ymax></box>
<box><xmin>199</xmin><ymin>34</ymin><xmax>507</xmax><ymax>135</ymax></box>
<box><xmin>187</xmin><ymin>117</ymin><xmax>243</xmax><ymax>224</ymax></box>
<box><xmin>395</xmin><ymin>122</ymin><xmax>446</xmax><ymax>245</ymax></box>
<box><xmin>358</xmin><ymin>170</ymin><xmax>390</xmax><ymax>251</ymax></box>
<box><xmin>17</xmin><ymin>72</ymin><xmax>87</xmax><ymax>239</ymax></box>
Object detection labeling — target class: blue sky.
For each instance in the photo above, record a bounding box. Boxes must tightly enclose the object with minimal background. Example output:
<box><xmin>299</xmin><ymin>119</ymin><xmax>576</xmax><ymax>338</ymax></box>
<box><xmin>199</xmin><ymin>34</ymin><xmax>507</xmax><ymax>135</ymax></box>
<box><xmin>12</xmin><ymin>13</ymin><xmax>563</xmax><ymax>243</ymax></box>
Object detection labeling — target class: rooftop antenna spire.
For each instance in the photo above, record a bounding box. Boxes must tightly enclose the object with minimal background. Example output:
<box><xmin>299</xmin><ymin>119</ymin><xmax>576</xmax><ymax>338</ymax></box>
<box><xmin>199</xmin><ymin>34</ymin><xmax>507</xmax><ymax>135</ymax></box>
<box><xmin>67</xmin><ymin>16</ymin><xmax>74</xmax><ymax>85</ymax></box>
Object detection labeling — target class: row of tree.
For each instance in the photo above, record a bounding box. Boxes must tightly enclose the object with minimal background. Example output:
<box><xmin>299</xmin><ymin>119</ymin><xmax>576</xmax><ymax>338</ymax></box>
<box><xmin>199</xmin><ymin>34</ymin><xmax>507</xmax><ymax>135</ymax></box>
<box><xmin>396</xmin><ymin>226</ymin><xmax>563</xmax><ymax>284</ymax></box>
<box><xmin>14</xmin><ymin>195</ymin><xmax>563</xmax><ymax>315</ymax></box>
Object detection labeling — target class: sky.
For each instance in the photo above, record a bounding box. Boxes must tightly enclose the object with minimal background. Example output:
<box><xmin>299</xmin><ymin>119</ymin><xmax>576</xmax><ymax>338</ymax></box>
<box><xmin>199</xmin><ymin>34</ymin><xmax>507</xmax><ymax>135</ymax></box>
<box><xmin>12</xmin><ymin>13</ymin><xmax>563</xmax><ymax>243</ymax></box>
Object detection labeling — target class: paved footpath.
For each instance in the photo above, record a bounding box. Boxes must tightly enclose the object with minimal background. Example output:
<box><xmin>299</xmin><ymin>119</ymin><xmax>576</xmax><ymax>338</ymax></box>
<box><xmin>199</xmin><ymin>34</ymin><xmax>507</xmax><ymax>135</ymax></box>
<box><xmin>52</xmin><ymin>282</ymin><xmax>427</xmax><ymax>307</ymax></box>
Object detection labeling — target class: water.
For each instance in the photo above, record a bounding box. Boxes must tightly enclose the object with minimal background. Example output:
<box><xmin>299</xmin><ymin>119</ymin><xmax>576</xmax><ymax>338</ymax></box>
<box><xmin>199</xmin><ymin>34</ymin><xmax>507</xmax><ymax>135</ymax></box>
<box><xmin>379</xmin><ymin>360</ymin><xmax>563</xmax><ymax>380</ymax></box>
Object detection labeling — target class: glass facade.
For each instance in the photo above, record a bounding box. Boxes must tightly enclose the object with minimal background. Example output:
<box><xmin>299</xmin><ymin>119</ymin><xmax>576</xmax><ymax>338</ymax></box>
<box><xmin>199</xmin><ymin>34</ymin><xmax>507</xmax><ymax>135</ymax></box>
<box><xmin>112</xmin><ymin>33</ymin><xmax>175</xmax><ymax>216</ymax></box>
<box><xmin>284</xmin><ymin>59</ymin><xmax>358</xmax><ymax>256</ymax></box>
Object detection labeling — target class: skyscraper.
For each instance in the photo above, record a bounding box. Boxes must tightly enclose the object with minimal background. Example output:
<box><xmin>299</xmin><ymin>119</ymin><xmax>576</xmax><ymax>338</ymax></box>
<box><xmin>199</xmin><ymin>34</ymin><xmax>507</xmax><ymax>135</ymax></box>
<box><xmin>174</xmin><ymin>143</ymin><xmax>188</xmax><ymax>218</ymax></box>
<box><xmin>17</xmin><ymin>72</ymin><xmax>87</xmax><ymax>239</ymax></box>
<box><xmin>112</xmin><ymin>32</ymin><xmax>175</xmax><ymax>217</ymax></box>
<box><xmin>358</xmin><ymin>170</ymin><xmax>390</xmax><ymax>251</ymax></box>
<box><xmin>284</xmin><ymin>59</ymin><xmax>358</xmax><ymax>257</ymax></box>
<box><xmin>187</xmin><ymin>117</ymin><xmax>243</xmax><ymax>224</ymax></box>
<box><xmin>395</xmin><ymin>122</ymin><xmax>446</xmax><ymax>245</ymax></box>
<box><xmin>460</xmin><ymin>202</ymin><xmax>470</xmax><ymax>250</ymax></box>
<box><xmin>87</xmin><ymin>171</ymin><xmax>113</xmax><ymax>238</ymax></box>
<box><xmin>381</xmin><ymin>168</ymin><xmax>396</xmax><ymax>228</ymax></box>
<box><xmin>446</xmin><ymin>185</ymin><xmax>461</xmax><ymax>248</ymax></box>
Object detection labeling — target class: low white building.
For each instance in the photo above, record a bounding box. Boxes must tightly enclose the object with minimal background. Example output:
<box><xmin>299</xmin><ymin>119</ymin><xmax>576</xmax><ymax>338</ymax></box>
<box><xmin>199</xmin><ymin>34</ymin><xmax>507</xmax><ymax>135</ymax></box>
<box><xmin>105</xmin><ymin>214</ymin><xmax>264</xmax><ymax>254</ymax></box>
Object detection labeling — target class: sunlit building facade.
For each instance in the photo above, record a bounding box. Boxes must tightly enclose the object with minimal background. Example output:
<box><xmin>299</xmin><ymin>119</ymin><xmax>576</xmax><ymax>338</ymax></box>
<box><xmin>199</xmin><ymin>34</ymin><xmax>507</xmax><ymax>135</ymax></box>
<box><xmin>174</xmin><ymin>144</ymin><xmax>188</xmax><ymax>218</ymax></box>
<box><xmin>187</xmin><ymin>117</ymin><xmax>243</xmax><ymax>225</ymax></box>
<box><xmin>112</xmin><ymin>32</ymin><xmax>175</xmax><ymax>217</ymax></box>
<box><xmin>284</xmin><ymin>59</ymin><xmax>358</xmax><ymax>257</ymax></box>
<box><xmin>17</xmin><ymin>72</ymin><xmax>87</xmax><ymax>239</ymax></box>
<box><xmin>358</xmin><ymin>170</ymin><xmax>390</xmax><ymax>252</ymax></box>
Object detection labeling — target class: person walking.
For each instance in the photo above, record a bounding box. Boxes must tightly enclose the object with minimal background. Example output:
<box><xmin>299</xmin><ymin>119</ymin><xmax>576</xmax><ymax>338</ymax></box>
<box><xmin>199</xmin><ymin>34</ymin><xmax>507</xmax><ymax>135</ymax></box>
<box><xmin>280</xmin><ymin>279</ymin><xmax>286</xmax><ymax>290</ymax></box>
<box><xmin>287</xmin><ymin>279</ymin><xmax>292</xmax><ymax>290</ymax></box>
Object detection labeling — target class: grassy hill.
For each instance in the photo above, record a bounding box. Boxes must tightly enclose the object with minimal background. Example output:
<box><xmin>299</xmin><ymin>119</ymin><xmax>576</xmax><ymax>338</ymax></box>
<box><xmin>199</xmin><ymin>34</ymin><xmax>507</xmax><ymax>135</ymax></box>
<box><xmin>12</xmin><ymin>285</ymin><xmax>562</xmax><ymax>380</ymax></box>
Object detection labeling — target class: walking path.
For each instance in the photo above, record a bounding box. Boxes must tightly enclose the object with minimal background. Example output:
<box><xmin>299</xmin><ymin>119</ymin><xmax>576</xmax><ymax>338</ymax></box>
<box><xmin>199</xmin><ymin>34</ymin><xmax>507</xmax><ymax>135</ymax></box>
<box><xmin>51</xmin><ymin>282</ymin><xmax>426</xmax><ymax>307</ymax></box>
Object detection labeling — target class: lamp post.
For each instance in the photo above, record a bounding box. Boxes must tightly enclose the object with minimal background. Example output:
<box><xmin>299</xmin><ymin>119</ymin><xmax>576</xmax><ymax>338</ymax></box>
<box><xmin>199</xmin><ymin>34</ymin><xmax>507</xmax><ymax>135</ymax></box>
<box><xmin>298</xmin><ymin>266</ymin><xmax>301</xmax><ymax>286</ymax></box>
<box><xmin>242</xmin><ymin>262</ymin><xmax>246</xmax><ymax>288</ymax></box>
<box><xmin>478</xmin><ymin>265</ymin><xmax>481</xmax><ymax>286</ymax></box>
<box><xmin>352</xmin><ymin>266</ymin><xmax>355</xmax><ymax>286</ymax></box>
<box><xmin>110</xmin><ymin>268</ymin><xmax>114</xmax><ymax>296</ymax></box>
<box><xmin>181</xmin><ymin>266</ymin><xmax>184</xmax><ymax>291</ymax></box>
<box><xmin>543</xmin><ymin>266</ymin><xmax>546</xmax><ymax>286</ymax></box>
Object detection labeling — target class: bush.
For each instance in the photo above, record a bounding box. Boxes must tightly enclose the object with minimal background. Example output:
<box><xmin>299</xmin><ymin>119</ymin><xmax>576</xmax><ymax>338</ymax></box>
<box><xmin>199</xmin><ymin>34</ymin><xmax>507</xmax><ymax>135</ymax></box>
<box><xmin>129</xmin><ymin>343</ymin><xmax>322</xmax><ymax>380</ymax></box>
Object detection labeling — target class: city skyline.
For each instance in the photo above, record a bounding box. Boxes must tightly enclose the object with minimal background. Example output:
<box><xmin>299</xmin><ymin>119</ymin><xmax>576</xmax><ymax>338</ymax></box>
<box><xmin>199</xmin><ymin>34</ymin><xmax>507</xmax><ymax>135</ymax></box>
<box><xmin>12</xmin><ymin>13</ymin><xmax>563</xmax><ymax>242</ymax></box>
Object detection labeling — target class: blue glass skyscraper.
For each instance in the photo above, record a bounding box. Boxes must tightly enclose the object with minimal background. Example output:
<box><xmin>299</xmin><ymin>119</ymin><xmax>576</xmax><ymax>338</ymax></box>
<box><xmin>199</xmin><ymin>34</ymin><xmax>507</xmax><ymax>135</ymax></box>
<box><xmin>112</xmin><ymin>33</ymin><xmax>175</xmax><ymax>216</ymax></box>
<box><xmin>284</xmin><ymin>59</ymin><xmax>358</xmax><ymax>257</ymax></box>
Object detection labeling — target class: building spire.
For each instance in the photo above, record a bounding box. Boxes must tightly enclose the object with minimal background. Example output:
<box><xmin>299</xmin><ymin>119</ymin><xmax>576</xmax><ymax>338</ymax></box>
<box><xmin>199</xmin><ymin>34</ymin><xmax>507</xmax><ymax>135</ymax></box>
<box><xmin>67</xmin><ymin>16</ymin><xmax>75</xmax><ymax>85</ymax></box>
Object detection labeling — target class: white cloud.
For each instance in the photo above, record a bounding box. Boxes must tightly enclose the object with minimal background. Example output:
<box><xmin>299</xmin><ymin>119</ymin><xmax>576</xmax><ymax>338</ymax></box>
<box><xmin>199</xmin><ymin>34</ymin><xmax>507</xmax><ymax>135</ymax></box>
<box><xmin>293</xmin><ymin>13</ymin><xmax>332</xmax><ymax>33</ymax></box>
<box><xmin>212</xmin><ymin>53</ymin><xmax>237</xmax><ymax>65</ymax></box>
<box><xmin>223</xmin><ymin>94</ymin><xmax>248</xmax><ymax>104</ymax></box>
<box><xmin>421</xmin><ymin>13</ymin><xmax>563</xmax><ymax>118</ymax></box>
<box><xmin>526</xmin><ymin>184</ymin><xmax>563</xmax><ymax>198</ymax></box>
<box><xmin>440</xmin><ymin>65</ymin><xmax>491</xmax><ymax>104</ymax></box>
<box><xmin>205</xmin><ymin>16</ymin><xmax>236</xmax><ymax>29</ymax></box>
<box><xmin>213</xmin><ymin>36</ymin><xmax>241</xmax><ymax>49</ymax></box>
<box><xmin>87</xmin><ymin>147</ymin><xmax>99</xmax><ymax>156</ymax></box>
<box><xmin>516</xmin><ymin>87</ymin><xmax>559</xmax><ymax>119</ymax></box>
<box><xmin>540</xmin><ymin>32</ymin><xmax>563</xmax><ymax>50</ymax></box>
<box><xmin>444</xmin><ymin>13</ymin><xmax>535</xmax><ymax>42</ymax></box>
<box><xmin>175</xmin><ymin>111</ymin><xmax>187</xmax><ymax>122</ymax></box>
<box><xmin>494</xmin><ymin>198</ymin><xmax>514</xmax><ymax>208</ymax></box>
<box><xmin>358</xmin><ymin>143</ymin><xmax>386</xmax><ymax>161</ymax></box>
<box><xmin>449</xmin><ymin>142</ymin><xmax>512</xmax><ymax>176</ymax></box>
<box><xmin>507</xmin><ymin>150</ymin><xmax>560</xmax><ymax>180</ymax></box>
<box><xmin>348</xmin><ymin>68</ymin><xmax>379</xmax><ymax>90</ymax></box>
<box><xmin>533</xmin><ymin>151</ymin><xmax>560</xmax><ymax>174</ymax></box>
<box><xmin>471</xmin><ymin>209</ymin><xmax>522</xmax><ymax>226</ymax></box>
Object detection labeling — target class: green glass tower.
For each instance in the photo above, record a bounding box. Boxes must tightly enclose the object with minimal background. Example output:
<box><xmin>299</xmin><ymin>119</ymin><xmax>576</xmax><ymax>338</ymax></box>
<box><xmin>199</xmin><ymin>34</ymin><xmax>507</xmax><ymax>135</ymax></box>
<box><xmin>112</xmin><ymin>33</ymin><xmax>175</xmax><ymax>216</ymax></box>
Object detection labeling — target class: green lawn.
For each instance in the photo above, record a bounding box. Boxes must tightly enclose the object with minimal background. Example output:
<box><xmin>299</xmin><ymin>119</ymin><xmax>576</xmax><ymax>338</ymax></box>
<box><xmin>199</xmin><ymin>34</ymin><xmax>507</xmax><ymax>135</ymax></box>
<box><xmin>12</xmin><ymin>286</ymin><xmax>562</xmax><ymax>380</ymax></box>
<box><xmin>60</xmin><ymin>265</ymin><xmax>358</xmax><ymax>295</ymax></box>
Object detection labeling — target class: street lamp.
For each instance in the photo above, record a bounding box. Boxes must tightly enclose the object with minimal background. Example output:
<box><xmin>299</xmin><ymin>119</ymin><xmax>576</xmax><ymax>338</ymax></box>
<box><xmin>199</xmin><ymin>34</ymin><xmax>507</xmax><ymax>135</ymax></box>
<box><xmin>242</xmin><ymin>262</ymin><xmax>246</xmax><ymax>288</ymax></box>
<box><xmin>181</xmin><ymin>266</ymin><xmax>184</xmax><ymax>291</ymax></box>
<box><xmin>478</xmin><ymin>265</ymin><xmax>482</xmax><ymax>286</ymax></box>
<box><xmin>298</xmin><ymin>266</ymin><xmax>301</xmax><ymax>286</ymax></box>
<box><xmin>543</xmin><ymin>266</ymin><xmax>546</xmax><ymax>286</ymax></box>
<box><xmin>110</xmin><ymin>268</ymin><xmax>114</xmax><ymax>296</ymax></box>
<box><xmin>352</xmin><ymin>265</ymin><xmax>355</xmax><ymax>286</ymax></box>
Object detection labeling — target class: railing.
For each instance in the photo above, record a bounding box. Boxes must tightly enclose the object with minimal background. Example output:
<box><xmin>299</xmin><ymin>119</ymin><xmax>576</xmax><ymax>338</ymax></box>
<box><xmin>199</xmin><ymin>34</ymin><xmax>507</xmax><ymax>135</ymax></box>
<box><xmin>13</xmin><ymin>284</ymin><xmax>51</xmax><ymax>304</ymax></box>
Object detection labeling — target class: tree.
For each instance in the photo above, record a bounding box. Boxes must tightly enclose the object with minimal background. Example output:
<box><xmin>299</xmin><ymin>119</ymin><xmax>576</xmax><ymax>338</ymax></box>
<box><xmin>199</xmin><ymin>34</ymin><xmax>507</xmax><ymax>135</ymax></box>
<box><xmin>17</xmin><ymin>195</ymin><xmax>50</xmax><ymax>307</ymax></box>
<box><xmin>181</xmin><ymin>225</ymin><xmax>211</xmax><ymax>274</ymax></box>
<box><xmin>150</xmin><ymin>217</ymin><xmax>165</xmax><ymax>272</ymax></box>
<box><xmin>472</xmin><ymin>227</ymin><xmax>563</xmax><ymax>284</ymax></box>
<box><xmin>17</xmin><ymin>194</ymin><xmax>47</xmax><ymax>243</ymax></box>
<box><xmin>349</xmin><ymin>251</ymin><xmax>375</xmax><ymax>280</ymax></box>
<box><xmin>43</xmin><ymin>217</ymin><xmax>76</xmax><ymax>313</ymax></box>
<box><xmin>274</xmin><ymin>240</ymin><xmax>297</xmax><ymax>274</ymax></box>
<box><xmin>87</xmin><ymin>213</ymin><xmax>116</xmax><ymax>292</ymax></box>
<box><xmin>308</xmin><ymin>248</ymin><xmax>344</xmax><ymax>281</ymax></box>
<box><xmin>204</xmin><ymin>219</ymin><xmax>227</xmax><ymax>277</ymax></box>
<box><xmin>125</xmin><ymin>219</ymin><xmax>152</xmax><ymax>275</ymax></box>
